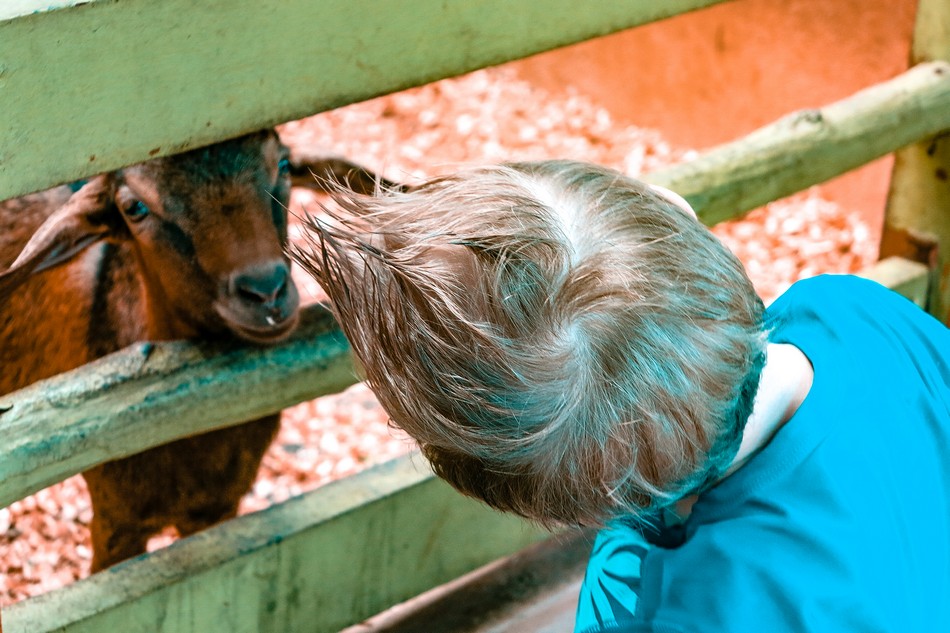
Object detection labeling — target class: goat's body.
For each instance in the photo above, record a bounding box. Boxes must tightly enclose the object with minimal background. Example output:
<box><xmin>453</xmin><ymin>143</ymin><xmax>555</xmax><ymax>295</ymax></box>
<box><xmin>84</xmin><ymin>418</ymin><xmax>278</xmax><ymax>567</ymax></box>
<box><xmin>1</xmin><ymin>190</ymin><xmax>102</xmax><ymax>386</ymax></box>
<box><xmin>0</xmin><ymin>254</ymin><xmax>97</xmax><ymax>387</ymax></box>
<box><xmin>0</xmin><ymin>129</ymin><xmax>302</xmax><ymax>571</ymax></box>
<box><xmin>0</xmin><ymin>193</ymin><xmax>279</xmax><ymax>570</ymax></box>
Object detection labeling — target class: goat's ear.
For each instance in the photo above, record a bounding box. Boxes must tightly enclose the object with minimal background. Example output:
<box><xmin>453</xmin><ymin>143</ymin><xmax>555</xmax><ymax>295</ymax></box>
<box><xmin>288</xmin><ymin>148</ymin><xmax>406</xmax><ymax>195</ymax></box>
<box><xmin>0</xmin><ymin>175</ymin><xmax>118</xmax><ymax>295</ymax></box>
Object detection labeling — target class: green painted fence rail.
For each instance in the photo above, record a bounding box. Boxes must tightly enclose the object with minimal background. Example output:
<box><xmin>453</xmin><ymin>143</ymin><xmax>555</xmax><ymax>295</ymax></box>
<box><xmin>4</xmin><ymin>456</ymin><xmax>549</xmax><ymax>633</ymax></box>
<box><xmin>0</xmin><ymin>0</ymin><xmax>731</xmax><ymax>201</ymax></box>
<box><xmin>882</xmin><ymin>0</ymin><xmax>950</xmax><ymax>322</ymax></box>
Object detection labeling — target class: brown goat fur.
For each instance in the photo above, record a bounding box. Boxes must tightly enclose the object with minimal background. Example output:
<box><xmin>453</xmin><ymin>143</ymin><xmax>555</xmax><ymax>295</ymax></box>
<box><xmin>0</xmin><ymin>130</ymin><xmax>387</xmax><ymax>571</ymax></box>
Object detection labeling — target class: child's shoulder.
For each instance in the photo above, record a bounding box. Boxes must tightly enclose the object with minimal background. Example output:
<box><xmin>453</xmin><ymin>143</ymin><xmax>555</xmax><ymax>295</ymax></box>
<box><xmin>766</xmin><ymin>275</ymin><xmax>892</xmax><ymax>351</ymax></box>
<box><xmin>769</xmin><ymin>273</ymin><xmax>918</xmax><ymax>326</ymax></box>
<box><xmin>776</xmin><ymin>273</ymin><xmax>894</xmax><ymax>305</ymax></box>
<box><xmin>769</xmin><ymin>273</ymin><xmax>948</xmax><ymax>364</ymax></box>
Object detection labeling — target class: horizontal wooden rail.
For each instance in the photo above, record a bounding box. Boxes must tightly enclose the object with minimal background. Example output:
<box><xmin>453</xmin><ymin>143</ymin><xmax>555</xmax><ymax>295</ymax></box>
<box><xmin>857</xmin><ymin>257</ymin><xmax>931</xmax><ymax>308</ymax></box>
<box><xmin>0</xmin><ymin>306</ymin><xmax>357</xmax><ymax>509</ymax></box>
<box><xmin>648</xmin><ymin>61</ymin><xmax>950</xmax><ymax>226</ymax></box>
<box><xmin>2</xmin><ymin>259</ymin><xmax>929</xmax><ymax>633</ymax></box>
<box><xmin>0</xmin><ymin>0</ymin><xmax>730</xmax><ymax>200</ymax></box>
<box><xmin>3</xmin><ymin>456</ymin><xmax>548</xmax><ymax>633</ymax></box>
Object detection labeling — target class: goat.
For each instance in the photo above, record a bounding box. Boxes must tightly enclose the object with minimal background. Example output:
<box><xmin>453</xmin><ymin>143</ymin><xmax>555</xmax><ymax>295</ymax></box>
<box><xmin>0</xmin><ymin>130</ymin><xmax>389</xmax><ymax>571</ymax></box>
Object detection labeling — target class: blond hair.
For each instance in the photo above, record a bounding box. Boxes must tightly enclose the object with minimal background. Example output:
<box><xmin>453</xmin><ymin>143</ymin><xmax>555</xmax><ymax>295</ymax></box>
<box><xmin>293</xmin><ymin>160</ymin><xmax>766</xmax><ymax>527</ymax></box>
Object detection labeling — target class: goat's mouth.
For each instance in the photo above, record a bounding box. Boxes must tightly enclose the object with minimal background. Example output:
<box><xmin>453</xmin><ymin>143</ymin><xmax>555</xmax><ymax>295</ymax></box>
<box><xmin>225</xmin><ymin>311</ymin><xmax>299</xmax><ymax>344</ymax></box>
<box><xmin>214</xmin><ymin>297</ymin><xmax>301</xmax><ymax>344</ymax></box>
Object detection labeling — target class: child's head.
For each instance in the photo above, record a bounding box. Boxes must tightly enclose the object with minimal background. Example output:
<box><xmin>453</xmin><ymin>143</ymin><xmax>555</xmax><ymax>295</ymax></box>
<box><xmin>294</xmin><ymin>160</ymin><xmax>766</xmax><ymax>527</ymax></box>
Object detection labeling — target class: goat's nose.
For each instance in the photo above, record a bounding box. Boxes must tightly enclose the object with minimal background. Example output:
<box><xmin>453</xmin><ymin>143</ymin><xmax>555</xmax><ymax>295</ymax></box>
<box><xmin>231</xmin><ymin>261</ymin><xmax>289</xmax><ymax>307</ymax></box>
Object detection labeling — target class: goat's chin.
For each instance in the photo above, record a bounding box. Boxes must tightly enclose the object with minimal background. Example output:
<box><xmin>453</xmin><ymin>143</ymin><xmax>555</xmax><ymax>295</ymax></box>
<box><xmin>214</xmin><ymin>302</ymin><xmax>300</xmax><ymax>345</ymax></box>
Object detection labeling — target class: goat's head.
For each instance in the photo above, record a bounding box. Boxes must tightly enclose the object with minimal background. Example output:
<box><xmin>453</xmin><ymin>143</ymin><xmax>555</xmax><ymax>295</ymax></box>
<box><xmin>0</xmin><ymin>130</ymin><xmax>301</xmax><ymax>344</ymax></box>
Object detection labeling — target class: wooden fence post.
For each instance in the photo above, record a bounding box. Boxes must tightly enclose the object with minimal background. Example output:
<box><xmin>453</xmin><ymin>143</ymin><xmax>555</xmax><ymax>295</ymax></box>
<box><xmin>880</xmin><ymin>0</ymin><xmax>950</xmax><ymax>323</ymax></box>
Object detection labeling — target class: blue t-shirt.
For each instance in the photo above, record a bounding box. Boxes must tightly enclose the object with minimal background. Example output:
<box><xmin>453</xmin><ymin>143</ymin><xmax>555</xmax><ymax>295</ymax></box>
<box><xmin>575</xmin><ymin>275</ymin><xmax>950</xmax><ymax>633</ymax></box>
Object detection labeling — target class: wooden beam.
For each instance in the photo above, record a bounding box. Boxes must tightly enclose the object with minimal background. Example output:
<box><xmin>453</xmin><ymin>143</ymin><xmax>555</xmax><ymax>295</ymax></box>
<box><xmin>2</xmin><ymin>456</ymin><xmax>548</xmax><ymax>633</ymax></box>
<box><xmin>0</xmin><ymin>305</ymin><xmax>358</xmax><ymax>509</ymax></box>
<box><xmin>647</xmin><ymin>61</ymin><xmax>950</xmax><ymax>227</ymax></box>
<box><xmin>881</xmin><ymin>0</ymin><xmax>950</xmax><ymax>323</ymax></box>
<box><xmin>857</xmin><ymin>256</ymin><xmax>931</xmax><ymax>309</ymax></box>
<box><xmin>0</xmin><ymin>0</ymin><xmax>731</xmax><ymax>200</ymax></box>
<box><xmin>341</xmin><ymin>528</ymin><xmax>593</xmax><ymax>633</ymax></box>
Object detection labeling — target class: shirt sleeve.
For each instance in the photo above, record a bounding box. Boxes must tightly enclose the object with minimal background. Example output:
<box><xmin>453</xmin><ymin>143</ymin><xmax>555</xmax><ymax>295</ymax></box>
<box><xmin>574</xmin><ymin>521</ymin><xmax>651</xmax><ymax>633</ymax></box>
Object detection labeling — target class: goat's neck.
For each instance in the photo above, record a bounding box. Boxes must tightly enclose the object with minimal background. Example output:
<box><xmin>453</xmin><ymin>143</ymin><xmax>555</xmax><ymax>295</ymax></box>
<box><xmin>144</xmin><ymin>295</ymin><xmax>199</xmax><ymax>341</ymax></box>
<box><xmin>136</xmin><ymin>264</ymin><xmax>201</xmax><ymax>342</ymax></box>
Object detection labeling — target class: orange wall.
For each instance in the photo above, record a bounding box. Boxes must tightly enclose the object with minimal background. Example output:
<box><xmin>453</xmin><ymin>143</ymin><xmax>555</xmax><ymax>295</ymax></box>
<box><xmin>514</xmin><ymin>0</ymin><xmax>918</xmax><ymax>230</ymax></box>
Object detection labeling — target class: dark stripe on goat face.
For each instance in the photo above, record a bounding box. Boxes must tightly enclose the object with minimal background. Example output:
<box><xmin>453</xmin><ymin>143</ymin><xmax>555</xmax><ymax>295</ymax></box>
<box><xmin>271</xmin><ymin>202</ymin><xmax>288</xmax><ymax>244</ymax></box>
<box><xmin>159</xmin><ymin>217</ymin><xmax>197</xmax><ymax>258</ymax></box>
<box><xmin>270</xmin><ymin>189</ymin><xmax>290</xmax><ymax>244</ymax></box>
<box><xmin>88</xmin><ymin>243</ymin><xmax>121</xmax><ymax>358</ymax></box>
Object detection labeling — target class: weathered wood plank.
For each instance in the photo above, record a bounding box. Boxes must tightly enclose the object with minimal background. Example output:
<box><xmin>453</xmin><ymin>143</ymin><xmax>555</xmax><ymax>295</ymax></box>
<box><xmin>881</xmin><ymin>0</ymin><xmax>950</xmax><ymax>323</ymax></box>
<box><xmin>857</xmin><ymin>256</ymin><xmax>931</xmax><ymax>309</ymax></box>
<box><xmin>0</xmin><ymin>0</ymin><xmax>731</xmax><ymax>200</ymax></box>
<box><xmin>0</xmin><ymin>305</ymin><xmax>358</xmax><ymax>509</ymax></box>
<box><xmin>647</xmin><ymin>61</ymin><xmax>950</xmax><ymax>227</ymax></box>
<box><xmin>3</xmin><ymin>455</ymin><xmax>548</xmax><ymax>633</ymax></box>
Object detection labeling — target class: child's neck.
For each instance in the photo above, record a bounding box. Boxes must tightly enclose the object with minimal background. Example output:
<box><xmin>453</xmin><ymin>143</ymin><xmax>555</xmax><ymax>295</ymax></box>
<box><xmin>674</xmin><ymin>343</ymin><xmax>813</xmax><ymax>519</ymax></box>
<box><xmin>724</xmin><ymin>342</ymin><xmax>814</xmax><ymax>477</ymax></box>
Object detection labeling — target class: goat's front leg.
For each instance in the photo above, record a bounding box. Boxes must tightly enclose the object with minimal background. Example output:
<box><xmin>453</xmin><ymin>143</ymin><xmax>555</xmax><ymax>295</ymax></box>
<box><xmin>85</xmin><ymin>473</ymin><xmax>156</xmax><ymax>573</ymax></box>
<box><xmin>83</xmin><ymin>415</ymin><xmax>280</xmax><ymax>572</ymax></box>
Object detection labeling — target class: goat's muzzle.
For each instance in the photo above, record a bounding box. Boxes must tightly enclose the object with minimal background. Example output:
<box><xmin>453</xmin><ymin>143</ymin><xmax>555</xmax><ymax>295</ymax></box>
<box><xmin>215</xmin><ymin>259</ymin><xmax>300</xmax><ymax>343</ymax></box>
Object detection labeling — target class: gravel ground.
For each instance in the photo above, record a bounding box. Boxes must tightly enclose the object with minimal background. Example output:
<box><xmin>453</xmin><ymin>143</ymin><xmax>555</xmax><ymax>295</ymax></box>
<box><xmin>0</xmin><ymin>65</ymin><xmax>877</xmax><ymax>605</ymax></box>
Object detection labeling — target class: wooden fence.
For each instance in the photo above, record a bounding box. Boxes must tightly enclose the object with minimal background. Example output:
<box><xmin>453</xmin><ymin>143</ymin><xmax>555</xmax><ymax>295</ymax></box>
<box><xmin>1</xmin><ymin>0</ymin><xmax>947</xmax><ymax>631</ymax></box>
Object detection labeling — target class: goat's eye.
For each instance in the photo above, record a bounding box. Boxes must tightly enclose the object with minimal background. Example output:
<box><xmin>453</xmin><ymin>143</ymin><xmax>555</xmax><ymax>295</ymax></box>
<box><xmin>123</xmin><ymin>200</ymin><xmax>150</xmax><ymax>222</ymax></box>
<box><xmin>278</xmin><ymin>157</ymin><xmax>291</xmax><ymax>176</ymax></box>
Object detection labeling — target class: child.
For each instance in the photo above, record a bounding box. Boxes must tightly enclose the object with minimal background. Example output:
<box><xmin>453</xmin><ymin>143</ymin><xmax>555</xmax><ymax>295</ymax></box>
<box><xmin>292</xmin><ymin>160</ymin><xmax>950</xmax><ymax>632</ymax></box>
